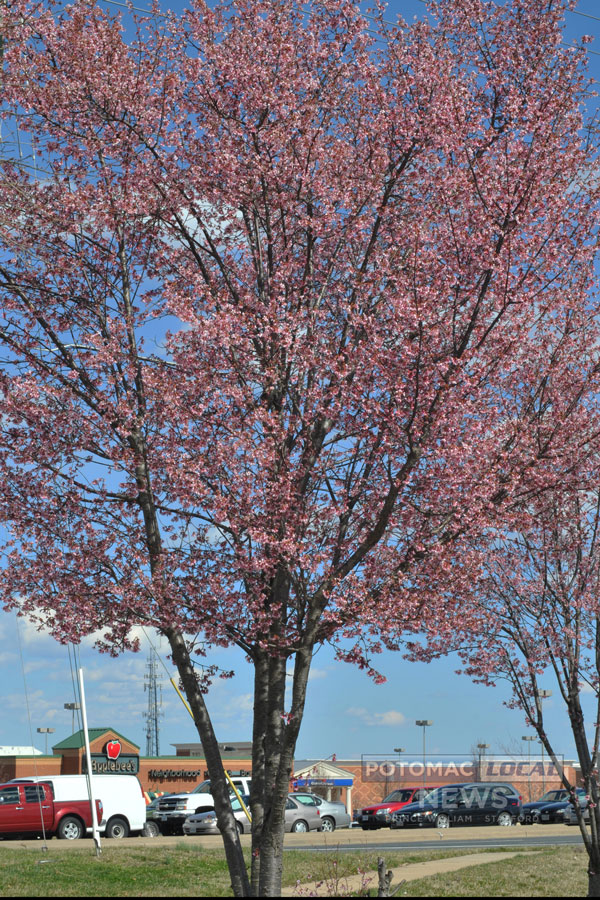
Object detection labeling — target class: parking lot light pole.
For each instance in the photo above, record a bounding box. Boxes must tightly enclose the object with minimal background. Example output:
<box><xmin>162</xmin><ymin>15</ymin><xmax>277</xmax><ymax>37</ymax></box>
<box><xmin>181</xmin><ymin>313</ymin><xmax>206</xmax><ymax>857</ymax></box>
<box><xmin>522</xmin><ymin>736</ymin><xmax>536</xmax><ymax>801</ymax></box>
<box><xmin>36</xmin><ymin>727</ymin><xmax>55</xmax><ymax>755</ymax></box>
<box><xmin>393</xmin><ymin>747</ymin><xmax>405</xmax><ymax>786</ymax></box>
<box><xmin>477</xmin><ymin>743</ymin><xmax>490</xmax><ymax>781</ymax></box>
<box><xmin>64</xmin><ymin>702</ymin><xmax>81</xmax><ymax>734</ymax></box>
<box><xmin>415</xmin><ymin>721</ymin><xmax>433</xmax><ymax>791</ymax></box>
<box><xmin>539</xmin><ymin>690</ymin><xmax>553</xmax><ymax>795</ymax></box>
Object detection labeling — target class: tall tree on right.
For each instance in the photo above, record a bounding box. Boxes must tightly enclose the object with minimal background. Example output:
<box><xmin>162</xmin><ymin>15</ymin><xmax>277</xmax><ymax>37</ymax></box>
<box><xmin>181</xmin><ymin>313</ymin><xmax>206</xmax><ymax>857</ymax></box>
<box><xmin>448</xmin><ymin>458</ymin><xmax>600</xmax><ymax>896</ymax></box>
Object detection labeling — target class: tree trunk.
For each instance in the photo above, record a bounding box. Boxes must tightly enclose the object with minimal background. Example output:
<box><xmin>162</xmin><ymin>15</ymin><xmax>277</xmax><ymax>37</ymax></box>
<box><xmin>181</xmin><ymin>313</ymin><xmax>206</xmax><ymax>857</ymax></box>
<box><xmin>256</xmin><ymin>747</ymin><xmax>294</xmax><ymax>896</ymax></box>
<box><xmin>250</xmin><ymin>652</ymin><xmax>269</xmax><ymax>895</ymax></box>
<box><xmin>589</xmin><ymin>871</ymin><xmax>600</xmax><ymax>898</ymax></box>
<box><xmin>254</xmin><ymin>653</ymin><xmax>288</xmax><ymax>897</ymax></box>
<box><xmin>253</xmin><ymin>644</ymin><xmax>314</xmax><ymax>896</ymax></box>
<box><xmin>166</xmin><ymin>626</ymin><xmax>252</xmax><ymax>898</ymax></box>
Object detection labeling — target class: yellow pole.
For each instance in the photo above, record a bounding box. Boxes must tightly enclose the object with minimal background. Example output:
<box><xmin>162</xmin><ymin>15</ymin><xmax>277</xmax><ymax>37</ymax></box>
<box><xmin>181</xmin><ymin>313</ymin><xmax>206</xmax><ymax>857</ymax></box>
<box><xmin>168</xmin><ymin>678</ymin><xmax>251</xmax><ymax>822</ymax></box>
<box><xmin>143</xmin><ymin>630</ymin><xmax>252</xmax><ymax>822</ymax></box>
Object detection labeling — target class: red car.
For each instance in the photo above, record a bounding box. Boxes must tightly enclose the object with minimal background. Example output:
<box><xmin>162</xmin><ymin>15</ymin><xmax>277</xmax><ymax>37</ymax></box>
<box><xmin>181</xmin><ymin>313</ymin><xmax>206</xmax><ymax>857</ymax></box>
<box><xmin>359</xmin><ymin>786</ymin><xmax>438</xmax><ymax>829</ymax></box>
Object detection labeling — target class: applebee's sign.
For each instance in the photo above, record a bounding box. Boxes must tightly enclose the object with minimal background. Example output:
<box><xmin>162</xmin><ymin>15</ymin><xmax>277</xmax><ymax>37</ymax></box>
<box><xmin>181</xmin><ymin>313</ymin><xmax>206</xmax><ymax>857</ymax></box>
<box><xmin>83</xmin><ymin>739</ymin><xmax>140</xmax><ymax>775</ymax></box>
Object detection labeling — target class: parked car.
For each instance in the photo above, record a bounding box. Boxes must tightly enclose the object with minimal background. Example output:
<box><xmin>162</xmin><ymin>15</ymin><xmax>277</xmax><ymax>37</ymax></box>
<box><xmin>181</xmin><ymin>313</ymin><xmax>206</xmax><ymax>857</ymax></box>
<box><xmin>289</xmin><ymin>792</ymin><xmax>351</xmax><ymax>831</ymax></box>
<box><xmin>153</xmin><ymin>776</ymin><xmax>252</xmax><ymax>834</ymax></box>
<box><xmin>359</xmin><ymin>787</ymin><xmax>437</xmax><ymax>829</ymax></box>
<box><xmin>12</xmin><ymin>774</ymin><xmax>146</xmax><ymax>838</ymax></box>
<box><xmin>391</xmin><ymin>783</ymin><xmax>522</xmax><ymax>828</ymax></box>
<box><xmin>183</xmin><ymin>794</ymin><xmax>252</xmax><ymax>836</ymax></box>
<box><xmin>562</xmin><ymin>794</ymin><xmax>595</xmax><ymax>826</ymax></box>
<box><xmin>183</xmin><ymin>793</ymin><xmax>322</xmax><ymax>835</ymax></box>
<box><xmin>0</xmin><ymin>781</ymin><xmax>103</xmax><ymax>840</ymax></box>
<box><xmin>519</xmin><ymin>788</ymin><xmax>587</xmax><ymax>824</ymax></box>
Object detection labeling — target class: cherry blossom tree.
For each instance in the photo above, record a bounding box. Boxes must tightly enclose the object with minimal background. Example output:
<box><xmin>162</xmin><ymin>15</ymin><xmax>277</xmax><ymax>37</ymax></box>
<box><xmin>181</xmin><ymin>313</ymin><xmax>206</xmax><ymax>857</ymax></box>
<box><xmin>0</xmin><ymin>0</ymin><xmax>598</xmax><ymax>894</ymax></box>
<box><xmin>448</xmin><ymin>469</ymin><xmax>600</xmax><ymax>897</ymax></box>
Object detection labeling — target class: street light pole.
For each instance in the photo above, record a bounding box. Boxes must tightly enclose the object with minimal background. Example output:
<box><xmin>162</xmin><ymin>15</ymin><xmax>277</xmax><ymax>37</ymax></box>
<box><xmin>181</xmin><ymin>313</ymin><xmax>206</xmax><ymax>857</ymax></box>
<box><xmin>36</xmin><ymin>727</ymin><xmax>55</xmax><ymax>755</ymax></box>
<box><xmin>539</xmin><ymin>690</ymin><xmax>553</xmax><ymax>796</ymax></box>
<box><xmin>522</xmin><ymin>736</ymin><xmax>536</xmax><ymax>802</ymax></box>
<box><xmin>64</xmin><ymin>702</ymin><xmax>81</xmax><ymax>734</ymax></box>
<box><xmin>477</xmin><ymin>743</ymin><xmax>490</xmax><ymax>782</ymax></box>
<box><xmin>415</xmin><ymin>721</ymin><xmax>433</xmax><ymax>791</ymax></box>
<box><xmin>393</xmin><ymin>747</ymin><xmax>405</xmax><ymax>787</ymax></box>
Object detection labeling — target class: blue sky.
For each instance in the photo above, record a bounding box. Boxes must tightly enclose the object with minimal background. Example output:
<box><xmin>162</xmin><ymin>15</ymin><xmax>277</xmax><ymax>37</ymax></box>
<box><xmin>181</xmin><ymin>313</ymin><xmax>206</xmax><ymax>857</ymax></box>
<box><xmin>2</xmin><ymin>609</ymin><xmax>594</xmax><ymax>764</ymax></box>
<box><xmin>2</xmin><ymin>0</ymin><xmax>600</xmax><ymax>768</ymax></box>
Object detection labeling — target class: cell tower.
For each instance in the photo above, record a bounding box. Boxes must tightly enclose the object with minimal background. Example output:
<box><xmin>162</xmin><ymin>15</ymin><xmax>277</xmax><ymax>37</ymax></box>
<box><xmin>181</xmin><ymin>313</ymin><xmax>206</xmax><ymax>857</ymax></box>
<box><xmin>143</xmin><ymin>647</ymin><xmax>163</xmax><ymax>757</ymax></box>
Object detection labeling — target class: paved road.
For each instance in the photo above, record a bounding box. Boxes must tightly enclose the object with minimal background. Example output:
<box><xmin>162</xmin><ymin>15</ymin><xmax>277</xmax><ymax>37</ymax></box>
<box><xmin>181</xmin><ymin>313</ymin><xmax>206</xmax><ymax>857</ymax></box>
<box><xmin>298</xmin><ymin>832</ymin><xmax>585</xmax><ymax>853</ymax></box>
<box><xmin>282</xmin><ymin>823</ymin><xmax>585</xmax><ymax>853</ymax></box>
<box><xmin>1</xmin><ymin>823</ymin><xmax>584</xmax><ymax>852</ymax></box>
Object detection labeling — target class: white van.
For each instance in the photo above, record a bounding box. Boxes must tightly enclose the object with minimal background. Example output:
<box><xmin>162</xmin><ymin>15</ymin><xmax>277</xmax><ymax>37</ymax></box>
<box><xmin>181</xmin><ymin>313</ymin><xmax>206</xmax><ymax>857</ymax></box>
<box><xmin>13</xmin><ymin>775</ymin><xmax>146</xmax><ymax>838</ymax></box>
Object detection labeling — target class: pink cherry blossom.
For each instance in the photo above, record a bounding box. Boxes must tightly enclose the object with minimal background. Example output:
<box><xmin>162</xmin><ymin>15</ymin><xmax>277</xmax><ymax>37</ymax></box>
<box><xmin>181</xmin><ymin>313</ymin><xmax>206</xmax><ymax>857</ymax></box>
<box><xmin>0</xmin><ymin>0</ymin><xmax>598</xmax><ymax>895</ymax></box>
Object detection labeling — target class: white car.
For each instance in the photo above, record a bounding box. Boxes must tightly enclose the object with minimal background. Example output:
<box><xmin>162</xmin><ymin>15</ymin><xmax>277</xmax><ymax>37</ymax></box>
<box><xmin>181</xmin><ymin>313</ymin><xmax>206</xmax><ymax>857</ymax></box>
<box><xmin>288</xmin><ymin>792</ymin><xmax>351</xmax><ymax>832</ymax></box>
<box><xmin>154</xmin><ymin>776</ymin><xmax>252</xmax><ymax>834</ymax></box>
<box><xmin>563</xmin><ymin>800</ymin><xmax>591</xmax><ymax>825</ymax></box>
<box><xmin>183</xmin><ymin>794</ymin><xmax>323</xmax><ymax>834</ymax></box>
<box><xmin>183</xmin><ymin>794</ymin><xmax>251</xmax><ymax>835</ymax></box>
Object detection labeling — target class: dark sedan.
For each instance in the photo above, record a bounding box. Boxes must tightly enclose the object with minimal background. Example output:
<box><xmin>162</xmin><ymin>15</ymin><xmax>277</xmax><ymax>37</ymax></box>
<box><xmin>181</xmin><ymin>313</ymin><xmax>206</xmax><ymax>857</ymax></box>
<box><xmin>391</xmin><ymin>783</ymin><xmax>521</xmax><ymax>829</ymax></box>
<box><xmin>519</xmin><ymin>788</ymin><xmax>587</xmax><ymax>824</ymax></box>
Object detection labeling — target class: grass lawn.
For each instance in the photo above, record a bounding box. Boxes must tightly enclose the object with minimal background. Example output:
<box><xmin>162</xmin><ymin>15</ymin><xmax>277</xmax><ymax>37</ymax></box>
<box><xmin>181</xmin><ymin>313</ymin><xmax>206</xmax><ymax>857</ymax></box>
<box><xmin>0</xmin><ymin>842</ymin><xmax>588</xmax><ymax>896</ymax></box>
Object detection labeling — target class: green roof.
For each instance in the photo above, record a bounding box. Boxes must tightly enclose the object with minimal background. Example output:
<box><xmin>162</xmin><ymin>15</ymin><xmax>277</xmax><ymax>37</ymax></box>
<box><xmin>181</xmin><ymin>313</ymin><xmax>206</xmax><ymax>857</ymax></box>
<box><xmin>53</xmin><ymin>728</ymin><xmax>139</xmax><ymax>751</ymax></box>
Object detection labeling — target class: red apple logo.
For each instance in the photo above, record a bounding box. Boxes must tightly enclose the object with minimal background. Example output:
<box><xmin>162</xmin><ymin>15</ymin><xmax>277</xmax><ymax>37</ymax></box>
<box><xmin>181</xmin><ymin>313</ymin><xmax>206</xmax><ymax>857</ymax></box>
<box><xmin>105</xmin><ymin>740</ymin><xmax>122</xmax><ymax>760</ymax></box>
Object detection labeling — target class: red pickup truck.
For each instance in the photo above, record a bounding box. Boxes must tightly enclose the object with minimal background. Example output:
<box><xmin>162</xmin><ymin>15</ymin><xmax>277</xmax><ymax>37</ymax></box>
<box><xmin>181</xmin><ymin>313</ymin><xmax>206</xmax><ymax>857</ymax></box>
<box><xmin>0</xmin><ymin>781</ymin><xmax>103</xmax><ymax>840</ymax></box>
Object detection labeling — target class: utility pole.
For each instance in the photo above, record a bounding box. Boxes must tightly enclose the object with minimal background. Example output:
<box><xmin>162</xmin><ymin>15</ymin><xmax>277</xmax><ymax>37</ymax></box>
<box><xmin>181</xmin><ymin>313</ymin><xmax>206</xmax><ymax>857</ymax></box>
<box><xmin>415</xmin><ymin>721</ymin><xmax>433</xmax><ymax>791</ymax></box>
<box><xmin>477</xmin><ymin>743</ymin><xmax>490</xmax><ymax>781</ymax></box>
<box><xmin>143</xmin><ymin>647</ymin><xmax>163</xmax><ymax>757</ymax></box>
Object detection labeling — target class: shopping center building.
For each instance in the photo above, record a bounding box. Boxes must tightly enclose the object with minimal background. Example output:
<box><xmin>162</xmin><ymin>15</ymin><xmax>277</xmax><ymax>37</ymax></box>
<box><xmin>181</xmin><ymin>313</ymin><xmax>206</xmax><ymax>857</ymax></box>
<box><xmin>0</xmin><ymin>727</ymin><xmax>580</xmax><ymax>814</ymax></box>
<box><xmin>0</xmin><ymin>729</ymin><xmax>251</xmax><ymax>796</ymax></box>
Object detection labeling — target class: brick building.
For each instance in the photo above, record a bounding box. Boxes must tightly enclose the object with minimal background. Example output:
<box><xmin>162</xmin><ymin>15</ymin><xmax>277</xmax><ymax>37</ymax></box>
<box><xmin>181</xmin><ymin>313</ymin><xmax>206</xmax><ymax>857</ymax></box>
<box><xmin>0</xmin><ymin>730</ymin><xmax>580</xmax><ymax>816</ymax></box>
<box><xmin>0</xmin><ymin>729</ymin><xmax>252</xmax><ymax>796</ymax></box>
<box><xmin>293</xmin><ymin>756</ymin><xmax>581</xmax><ymax>814</ymax></box>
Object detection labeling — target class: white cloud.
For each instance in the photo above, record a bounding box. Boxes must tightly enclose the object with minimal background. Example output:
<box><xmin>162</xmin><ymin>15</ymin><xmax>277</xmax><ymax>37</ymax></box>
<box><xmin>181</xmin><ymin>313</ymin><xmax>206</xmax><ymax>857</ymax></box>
<box><xmin>347</xmin><ymin>707</ymin><xmax>406</xmax><ymax>727</ymax></box>
<box><xmin>220</xmin><ymin>693</ymin><xmax>253</xmax><ymax>718</ymax></box>
<box><xmin>2</xmin><ymin>650</ymin><xmax>18</xmax><ymax>667</ymax></box>
<box><xmin>3</xmin><ymin>688</ymin><xmax>63</xmax><ymax>726</ymax></box>
<box><xmin>375</xmin><ymin>710</ymin><xmax>406</xmax><ymax>726</ymax></box>
<box><xmin>18</xmin><ymin>616</ymin><xmax>55</xmax><ymax>646</ymax></box>
<box><xmin>125</xmin><ymin>626</ymin><xmax>167</xmax><ymax>652</ymax></box>
<box><xmin>286</xmin><ymin>667</ymin><xmax>329</xmax><ymax>682</ymax></box>
<box><xmin>23</xmin><ymin>658</ymin><xmax>58</xmax><ymax>676</ymax></box>
<box><xmin>309</xmin><ymin>668</ymin><xmax>328</xmax><ymax>682</ymax></box>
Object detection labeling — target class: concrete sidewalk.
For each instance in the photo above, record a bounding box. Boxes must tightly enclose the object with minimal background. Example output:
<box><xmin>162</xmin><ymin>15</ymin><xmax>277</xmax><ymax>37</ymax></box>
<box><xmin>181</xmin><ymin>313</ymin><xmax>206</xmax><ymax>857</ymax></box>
<box><xmin>280</xmin><ymin>850</ymin><xmax>529</xmax><ymax>896</ymax></box>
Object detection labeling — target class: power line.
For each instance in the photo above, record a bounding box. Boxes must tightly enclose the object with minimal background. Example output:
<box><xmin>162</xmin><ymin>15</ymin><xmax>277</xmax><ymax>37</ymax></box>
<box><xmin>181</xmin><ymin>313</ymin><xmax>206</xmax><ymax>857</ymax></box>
<box><xmin>92</xmin><ymin>0</ymin><xmax>600</xmax><ymax>88</ymax></box>
<box><xmin>96</xmin><ymin>0</ymin><xmax>600</xmax><ymax>47</ymax></box>
<box><xmin>570</xmin><ymin>9</ymin><xmax>600</xmax><ymax>25</ymax></box>
<box><xmin>98</xmin><ymin>0</ymin><xmax>170</xmax><ymax>14</ymax></box>
<box><xmin>95</xmin><ymin>0</ymin><xmax>600</xmax><ymax>33</ymax></box>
